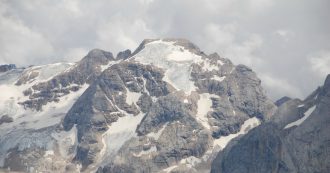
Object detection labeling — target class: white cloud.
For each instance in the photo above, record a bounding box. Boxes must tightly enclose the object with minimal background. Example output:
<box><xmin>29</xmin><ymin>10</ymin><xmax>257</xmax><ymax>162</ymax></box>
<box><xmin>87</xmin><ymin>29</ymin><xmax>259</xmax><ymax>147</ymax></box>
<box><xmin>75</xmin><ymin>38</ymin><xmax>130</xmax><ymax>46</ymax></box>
<box><xmin>248</xmin><ymin>0</ymin><xmax>274</xmax><ymax>13</ymax></box>
<box><xmin>226</xmin><ymin>34</ymin><xmax>264</xmax><ymax>67</ymax></box>
<box><xmin>63</xmin><ymin>47</ymin><xmax>88</xmax><ymax>62</ymax></box>
<box><xmin>60</xmin><ymin>0</ymin><xmax>83</xmax><ymax>17</ymax></box>
<box><xmin>309</xmin><ymin>51</ymin><xmax>330</xmax><ymax>77</ymax></box>
<box><xmin>259</xmin><ymin>74</ymin><xmax>303</xmax><ymax>99</ymax></box>
<box><xmin>0</xmin><ymin>7</ymin><xmax>54</xmax><ymax>66</ymax></box>
<box><xmin>202</xmin><ymin>23</ymin><xmax>264</xmax><ymax>67</ymax></box>
<box><xmin>274</xmin><ymin>29</ymin><xmax>294</xmax><ymax>42</ymax></box>
<box><xmin>96</xmin><ymin>18</ymin><xmax>155</xmax><ymax>53</ymax></box>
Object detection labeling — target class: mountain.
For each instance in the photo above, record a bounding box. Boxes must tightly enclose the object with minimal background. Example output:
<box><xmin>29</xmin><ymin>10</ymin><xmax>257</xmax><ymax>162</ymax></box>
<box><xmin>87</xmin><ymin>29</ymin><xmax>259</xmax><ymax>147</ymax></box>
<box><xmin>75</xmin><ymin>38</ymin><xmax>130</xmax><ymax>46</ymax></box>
<box><xmin>1</xmin><ymin>38</ymin><xmax>326</xmax><ymax>173</ymax></box>
<box><xmin>211</xmin><ymin>75</ymin><xmax>330</xmax><ymax>173</ymax></box>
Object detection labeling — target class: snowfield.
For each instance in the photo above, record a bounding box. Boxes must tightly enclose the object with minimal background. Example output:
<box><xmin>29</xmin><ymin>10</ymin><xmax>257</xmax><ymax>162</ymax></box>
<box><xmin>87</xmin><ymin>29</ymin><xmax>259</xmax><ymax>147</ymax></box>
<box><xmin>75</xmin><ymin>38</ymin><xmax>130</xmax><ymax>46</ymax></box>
<box><xmin>284</xmin><ymin>105</ymin><xmax>317</xmax><ymax>129</ymax></box>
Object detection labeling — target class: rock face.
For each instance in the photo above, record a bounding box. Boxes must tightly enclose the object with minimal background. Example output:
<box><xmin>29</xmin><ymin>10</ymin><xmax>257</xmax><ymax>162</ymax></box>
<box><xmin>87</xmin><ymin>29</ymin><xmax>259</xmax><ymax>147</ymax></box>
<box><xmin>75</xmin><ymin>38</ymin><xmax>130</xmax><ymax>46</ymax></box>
<box><xmin>275</xmin><ymin>96</ymin><xmax>292</xmax><ymax>107</ymax></box>
<box><xmin>0</xmin><ymin>64</ymin><xmax>16</xmax><ymax>72</ymax></box>
<box><xmin>0</xmin><ymin>38</ymin><xmax>275</xmax><ymax>173</ymax></box>
<box><xmin>16</xmin><ymin>49</ymin><xmax>117</xmax><ymax>111</ymax></box>
<box><xmin>211</xmin><ymin>74</ymin><xmax>330</xmax><ymax>173</ymax></box>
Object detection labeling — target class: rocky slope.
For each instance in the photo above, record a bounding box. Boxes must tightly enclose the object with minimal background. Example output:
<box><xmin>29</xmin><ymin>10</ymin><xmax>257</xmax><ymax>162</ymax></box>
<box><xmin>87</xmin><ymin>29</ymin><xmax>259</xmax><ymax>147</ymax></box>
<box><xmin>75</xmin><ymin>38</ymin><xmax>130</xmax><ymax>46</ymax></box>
<box><xmin>0</xmin><ymin>38</ymin><xmax>276</xmax><ymax>173</ymax></box>
<box><xmin>211</xmin><ymin>74</ymin><xmax>330</xmax><ymax>173</ymax></box>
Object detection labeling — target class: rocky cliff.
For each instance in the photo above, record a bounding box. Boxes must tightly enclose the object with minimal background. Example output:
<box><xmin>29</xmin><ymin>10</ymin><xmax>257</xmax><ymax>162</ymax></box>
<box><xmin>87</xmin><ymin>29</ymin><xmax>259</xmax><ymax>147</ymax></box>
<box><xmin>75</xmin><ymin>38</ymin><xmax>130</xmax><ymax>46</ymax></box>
<box><xmin>211</xmin><ymin>74</ymin><xmax>330</xmax><ymax>173</ymax></box>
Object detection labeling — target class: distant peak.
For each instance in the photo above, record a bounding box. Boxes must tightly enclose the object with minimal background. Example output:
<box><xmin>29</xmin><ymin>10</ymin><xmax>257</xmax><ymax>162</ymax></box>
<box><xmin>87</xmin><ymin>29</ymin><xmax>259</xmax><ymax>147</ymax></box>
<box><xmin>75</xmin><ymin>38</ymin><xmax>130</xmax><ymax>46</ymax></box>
<box><xmin>84</xmin><ymin>49</ymin><xmax>114</xmax><ymax>62</ymax></box>
<box><xmin>132</xmin><ymin>38</ymin><xmax>202</xmax><ymax>56</ymax></box>
<box><xmin>324</xmin><ymin>74</ymin><xmax>330</xmax><ymax>88</ymax></box>
<box><xmin>116</xmin><ymin>49</ymin><xmax>131</xmax><ymax>60</ymax></box>
<box><xmin>275</xmin><ymin>96</ymin><xmax>292</xmax><ymax>107</ymax></box>
<box><xmin>0</xmin><ymin>64</ymin><xmax>16</xmax><ymax>72</ymax></box>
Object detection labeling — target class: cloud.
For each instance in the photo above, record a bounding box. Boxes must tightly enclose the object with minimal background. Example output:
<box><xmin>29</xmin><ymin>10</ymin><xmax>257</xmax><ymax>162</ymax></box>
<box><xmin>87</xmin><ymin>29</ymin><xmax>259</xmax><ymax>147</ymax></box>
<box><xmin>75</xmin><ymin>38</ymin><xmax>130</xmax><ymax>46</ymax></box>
<box><xmin>96</xmin><ymin>17</ymin><xmax>155</xmax><ymax>53</ymax></box>
<box><xmin>274</xmin><ymin>29</ymin><xmax>294</xmax><ymax>42</ymax></box>
<box><xmin>259</xmin><ymin>74</ymin><xmax>303</xmax><ymax>100</ymax></box>
<box><xmin>0</xmin><ymin>0</ymin><xmax>329</xmax><ymax>100</ymax></box>
<box><xmin>201</xmin><ymin>23</ymin><xmax>264</xmax><ymax>67</ymax></box>
<box><xmin>63</xmin><ymin>47</ymin><xmax>88</xmax><ymax>63</ymax></box>
<box><xmin>309</xmin><ymin>51</ymin><xmax>330</xmax><ymax>77</ymax></box>
<box><xmin>0</xmin><ymin>4</ymin><xmax>54</xmax><ymax>66</ymax></box>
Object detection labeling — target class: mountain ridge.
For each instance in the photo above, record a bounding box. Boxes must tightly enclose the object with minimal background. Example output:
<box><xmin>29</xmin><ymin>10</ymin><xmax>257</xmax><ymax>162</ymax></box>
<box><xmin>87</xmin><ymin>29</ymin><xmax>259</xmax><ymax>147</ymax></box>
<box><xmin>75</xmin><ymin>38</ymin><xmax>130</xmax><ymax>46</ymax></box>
<box><xmin>1</xmin><ymin>38</ymin><xmax>327</xmax><ymax>173</ymax></box>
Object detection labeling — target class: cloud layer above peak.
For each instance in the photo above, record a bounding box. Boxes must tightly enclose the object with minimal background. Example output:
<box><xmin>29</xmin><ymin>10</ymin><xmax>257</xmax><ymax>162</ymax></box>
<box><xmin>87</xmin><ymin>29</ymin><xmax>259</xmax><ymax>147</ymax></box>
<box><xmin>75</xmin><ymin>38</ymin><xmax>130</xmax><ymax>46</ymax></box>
<box><xmin>0</xmin><ymin>0</ymin><xmax>329</xmax><ymax>100</ymax></box>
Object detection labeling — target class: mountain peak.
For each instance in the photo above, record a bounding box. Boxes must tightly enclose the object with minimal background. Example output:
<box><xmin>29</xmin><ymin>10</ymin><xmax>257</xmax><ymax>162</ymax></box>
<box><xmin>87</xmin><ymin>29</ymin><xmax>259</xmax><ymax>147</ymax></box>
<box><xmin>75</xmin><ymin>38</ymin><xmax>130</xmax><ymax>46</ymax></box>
<box><xmin>85</xmin><ymin>49</ymin><xmax>114</xmax><ymax>61</ymax></box>
<box><xmin>132</xmin><ymin>38</ymin><xmax>203</xmax><ymax>56</ymax></box>
<box><xmin>129</xmin><ymin>39</ymin><xmax>206</xmax><ymax>94</ymax></box>
<box><xmin>324</xmin><ymin>74</ymin><xmax>330</xmax><ymax>89</ymax></box>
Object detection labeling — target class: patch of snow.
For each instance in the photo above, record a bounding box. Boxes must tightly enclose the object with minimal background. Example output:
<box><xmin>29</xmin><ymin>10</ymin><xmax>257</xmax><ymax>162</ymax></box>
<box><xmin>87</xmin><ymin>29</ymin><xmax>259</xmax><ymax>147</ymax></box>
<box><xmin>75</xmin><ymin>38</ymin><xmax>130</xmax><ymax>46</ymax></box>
<box><xmin>147</xmin><ymin>123</ymin><xmax>168</xmax><ymax>140</ymax></box>
<box><xmin>51</xmin><ymin>125</ymin><xmax>78</xmax><ymax>158</ymax></box>
<box><xmin>18</xmin><ymin>62</ymin><xmax>74</xmax><ymax>84</ymax></box>
<box><xmin>0</xmin><ymin>68</ymin><xmax>24</xmax><ymax>85</ymax></box>
<box><xmin>183</xmin><ymin>99</ymin><xmax>188</xmax><ymax>103</ymax></box>
<box><xmin>100</xmin><ymin>113</ymin><xmax>145</xmax><ymax>162</ymax></box>
<box><xmin>37</xmin><ymin>63</ymin><xmax>74</xmax><ymax>81</ymax></box>
<box><xmin>217</xmin><ymin>60</ymin><xmax>224</xmax><ymax>66</ymax></box>
<box><xmin>196</xmin><ymin>93</ymin><xmax>219</xmax><ymax>130</ymax></box>
<box><xmin>180</xmin><ymin>156</ymin><xmax>202</xmax><ymax>168</ymax></box>
<box><xmin>211</xmin><ymin>75</ymin><xmax>226</xmax><ymax>82</ymax></box>
<box><xmin>151</xmin><ymin>96</ymin><xmax>158</xmax><ymax>102</ymax></box>
<box><xmin>284</xmin><ymin>105</ymin><xmax>316</xmax><ymax>129</ymax></box>
<box><xmin>162</xmin><ymin>165</ymin><xmax>178</xmax><ymax>173</ymax></box>
<box><xmin>133</xmin><ymin>40</ymin><xmax>203</xmax><ymax>95</ymax></box>
<box><xmin>44</xmin><ymin>150</ymin><xmax>54</xmax><ymax>157</ymax></box>
<box><xmin>100</xmin><ymin>60</ymin><xmax>122</xmax><ymax>72</ymax></box>
<box><xmin>201</xmin><ymin>60</ymin><xmax>219</xmax><ymax>71</ymax></box>
<box><xmin>0</xmin><ymin>85</ymin><xmax>23</xmax><ymax>118</ymax></box>
<box><xmin>213</xmin><ymin>117</ymin><xmax>260</xmax><ymax>149</ymax></box>
<box><xmin>125</xmin><ymin>89</ymin><xmax>142</xmax><ymax>105</ymax></box>
<box><xmin>201</xmin><ymin>146</ymin><xmax>219</xmax><ymax>162</ymax></box>
<box><xmin>297</xmin><ymin>104</ymin><xmax>304</xmax><ymax>108</ymax></box>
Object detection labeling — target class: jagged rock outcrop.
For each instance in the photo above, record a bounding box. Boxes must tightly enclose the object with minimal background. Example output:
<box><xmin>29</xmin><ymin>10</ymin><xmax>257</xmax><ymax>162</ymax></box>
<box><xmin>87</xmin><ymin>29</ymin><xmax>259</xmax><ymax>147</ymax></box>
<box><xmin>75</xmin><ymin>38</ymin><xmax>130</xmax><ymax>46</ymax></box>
<box><xmin>275</xmin><ymin>96</ymin><xmax>292</xmax><ymax>107</ymax></box>
<box><xmin>17</xmin><ymin>49</ymin><xmax>117</xmax><ymax>111</ymax></box>
<box><xmin>211</xmin><ymin>74</ymin><xmax>330</xmax><ymax>173</ymax></box>
<box><xmin>0</xmin><ymin>64</ymin><xmax>16</xmax><ymax>72</ymax></box>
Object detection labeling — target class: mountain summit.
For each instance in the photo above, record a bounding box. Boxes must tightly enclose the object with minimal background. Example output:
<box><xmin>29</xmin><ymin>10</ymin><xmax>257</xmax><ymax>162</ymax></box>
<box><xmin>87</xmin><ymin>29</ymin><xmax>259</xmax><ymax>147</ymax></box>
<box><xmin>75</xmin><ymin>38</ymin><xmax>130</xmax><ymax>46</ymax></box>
<box><xmin>1</xmin><ymin>39</ymin><xmax>328</xmax><ymax>173</ymax></box>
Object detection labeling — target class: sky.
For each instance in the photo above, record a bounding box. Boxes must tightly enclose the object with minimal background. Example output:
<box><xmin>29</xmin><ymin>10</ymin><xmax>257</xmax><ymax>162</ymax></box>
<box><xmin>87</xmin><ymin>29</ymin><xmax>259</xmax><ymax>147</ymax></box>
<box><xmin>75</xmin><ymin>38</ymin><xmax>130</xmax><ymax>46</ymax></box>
<box><xmin>0</xmin><ymin>0</ymin><xmax>329</xmax><ymax>100</ymax></box>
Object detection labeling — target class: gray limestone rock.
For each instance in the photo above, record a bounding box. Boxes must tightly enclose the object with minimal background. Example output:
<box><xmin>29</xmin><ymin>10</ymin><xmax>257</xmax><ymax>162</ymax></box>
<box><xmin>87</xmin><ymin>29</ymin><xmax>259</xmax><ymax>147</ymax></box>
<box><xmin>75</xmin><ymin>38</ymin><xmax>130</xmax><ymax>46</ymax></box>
<box><xmin>17</xmin><ymin>49</ymin><xmax>115</xmax><ymax>111</ymax></box>
<box><xmin>211</xmin><ymin>74</ymin><xmax>330</xmax><ymax>173</ymax></box>
<box><xmin>275</xmin><ymin>96</ymin><xmax>292</xmax><ymax>107</ymax></box>
<box><xmin>116</xmin><ymin>49</ymin><xmax>132</xmax><ymax>60</ymax></box>
<box><xmin>0</xmin><ymin>64</ymin><xmax>16</xmax><ymax>73</ymax></box>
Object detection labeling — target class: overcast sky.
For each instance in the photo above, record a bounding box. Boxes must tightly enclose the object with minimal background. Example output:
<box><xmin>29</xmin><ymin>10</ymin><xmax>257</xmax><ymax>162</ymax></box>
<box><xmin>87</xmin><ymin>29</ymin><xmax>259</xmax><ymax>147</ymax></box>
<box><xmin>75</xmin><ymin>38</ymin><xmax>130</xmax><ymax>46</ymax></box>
<box><xmin>0</xmin><ymin>0</ymin><xmax>329</xmax><ymax>100</ymax></box>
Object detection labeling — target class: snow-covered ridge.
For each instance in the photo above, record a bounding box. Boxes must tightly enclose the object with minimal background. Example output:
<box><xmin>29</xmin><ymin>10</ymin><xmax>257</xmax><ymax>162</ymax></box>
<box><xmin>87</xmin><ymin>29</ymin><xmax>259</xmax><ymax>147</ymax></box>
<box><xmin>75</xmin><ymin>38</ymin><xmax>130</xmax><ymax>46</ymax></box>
<box><xmin>132</xmin><ymin>40</ymin><xmax>202</xmax><ymax>95</ymax></box>
<box><xmin>0</xmin><ymin>63</ymin><xmax>76</xmax><ymax>119</ymax></box>
<box><xmin>16</xmin><ymin>62</ymin><xmax>75</xmax><ymax>85</ymax></box>
<box><xmin>132</xmin><ymin>39</ymin><xmax>224</xmax><ymax>95</ymax></box>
